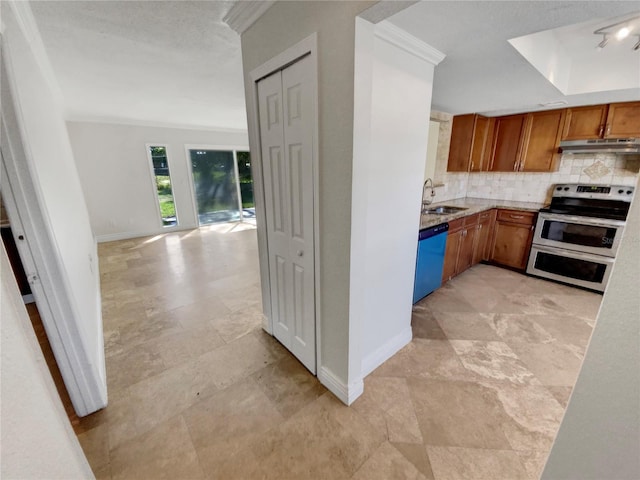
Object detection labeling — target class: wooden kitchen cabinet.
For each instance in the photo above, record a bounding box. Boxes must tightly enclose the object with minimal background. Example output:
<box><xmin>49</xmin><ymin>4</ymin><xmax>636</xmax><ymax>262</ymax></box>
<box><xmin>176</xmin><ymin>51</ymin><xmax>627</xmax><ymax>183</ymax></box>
<box><xmin>489</xmin><ymin>114</ymin><xmax>526</xmax><ymax>172</ymax></box>
<box><xmin>472</xmin><ymin>209</ymin><xmax>496</xmax><ymax>264</ymax></box>
<box><xmin>456</xmin><ymin>215</ymin><xmax>478</xmax><ymax>274</ymax></box>
<box><xmin>490</xmin><ymin>209</ymin><xmax>536</xmax><ymax>271</ymax></box>
<box><xmin>442</xmin><ymin>213</ymin><xmax>481</xmax><ymax>283</ymax></box>
<box><xmin>489</xmin><ymin>110</ymin><xmax>564</xmax><ymax>172</ymax></box>
<box><xmin>447</xmin><ymin>114</ymin><xmax>493</xmax><ymax>172</ymax></box>
<box><xmin>442</xmin><ymin>218</ymin><xmax>464</xmax><ymax>282</ymax></box>
<box><xmin>562</xmin><ymin>104</ymin><xmax>609</xmax><ymax>140</ymax></box>
<box><xmin>605</xmin><ymin>102</ymin><xmax>640</xmax><ymax>138</ymax></box>
<box><xmin>562</xmin><ymin>101</ymin><xmax>640</xmax><ymax>140</ymax></box>
<box><xmin>519</xmin><ymin>109</ymin><xmax>566</xmax><ymax>172</ymax></box>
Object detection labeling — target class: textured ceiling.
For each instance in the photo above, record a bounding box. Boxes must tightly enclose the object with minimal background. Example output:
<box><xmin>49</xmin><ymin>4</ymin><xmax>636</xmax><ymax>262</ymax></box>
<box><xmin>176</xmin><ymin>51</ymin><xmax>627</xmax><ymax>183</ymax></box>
<box><xmin>388</xmin><ymin>1</ymin><xmax>640</xmax><ymax>116</ymax></box>
<box><xmin>30</xmin><ymin>1</ymin><xmax>246</xmax><ymax>130</ymax></box>
<box><xmin>29</xmin><ymin>1</ymin><xmax>640</xmax><ymax>128</ymax></box>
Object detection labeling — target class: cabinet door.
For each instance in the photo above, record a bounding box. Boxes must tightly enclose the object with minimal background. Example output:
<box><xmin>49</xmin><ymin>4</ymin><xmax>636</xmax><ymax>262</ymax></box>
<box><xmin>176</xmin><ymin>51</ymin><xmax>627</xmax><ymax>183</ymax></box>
<box><xmin>519</xmin><ymin>110</ymin><xmax>565</xmax><ymax>172</ymax></box>
<box><xmin>605</xmin><ymin>102</ymin><xmax>640</xmax><ymax>138</ymax></box>
<box><xmin>491</xmin><ymin>221</ymin><xmax>534</xmax><ymax>270</ymax></box>
<box><xmin>489</xmin><ymin>114</ymin><xmax>526</xmax><ymax>171</ymax></box>
<box><xmin>442</xmin><ymin>229</ymin><xmax>462</xmax><ymax>283</ymax></box>
<box><xmin>562</xmin><ymin>105</ymin><xmax>608</xmax><ymax>140</ymax></box>
<box><xmin>469</xmin><ymin>116</ymin><xmax>492</xmax><ymax>172</ymax></box>
<box><xmin>442</xmin><ymin>218</ymin><xmax>464</xmax><ymax>283</ymax></box>
<box><xmin>447</xmin><ymin>114</ymin><xmax>476</xmax><ymax>172</ymax></box>
<box><xmin>473</xmin><ymin>210</ymin><xmax>495</xmax><ymax>264</ymax></box>
<box><xmin>457</xmin><ymin>226</ymin><xmax>477</xmax><ymax>274</ymax></box>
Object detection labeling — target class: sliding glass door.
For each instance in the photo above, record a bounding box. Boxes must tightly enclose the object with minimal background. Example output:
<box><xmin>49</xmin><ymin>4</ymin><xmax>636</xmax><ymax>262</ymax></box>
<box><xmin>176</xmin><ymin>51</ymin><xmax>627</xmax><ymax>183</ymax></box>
<box><xmin>188</xmin><ymin>148</ymin><xmax>254</xmax><ymax>225</ymax></box>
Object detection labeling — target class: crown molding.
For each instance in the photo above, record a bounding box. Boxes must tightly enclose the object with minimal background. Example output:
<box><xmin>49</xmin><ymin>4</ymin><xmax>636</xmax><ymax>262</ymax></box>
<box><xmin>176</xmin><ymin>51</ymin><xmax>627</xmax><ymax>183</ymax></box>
<box><xmin>223</xmin><ymin>1</ymin><xmax>275</xmax><ymax>35</ymax></box>
<box><xmin>65</xmin><ymin>114</ymin><xmax>249</xmax><ymax>134</ymax></box>
<box><xmin>375</xmin><ymin>20</ymin><xmax>446</xmax><ymax>66</ymax></box>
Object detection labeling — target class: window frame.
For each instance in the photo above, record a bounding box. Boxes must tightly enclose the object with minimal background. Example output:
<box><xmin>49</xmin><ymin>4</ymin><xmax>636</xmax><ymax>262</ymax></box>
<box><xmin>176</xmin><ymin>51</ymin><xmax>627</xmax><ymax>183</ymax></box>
<box><xmin>145</xmin><ymin>143</ymin><xmax>180</xmax><ymax>229</ymax></box>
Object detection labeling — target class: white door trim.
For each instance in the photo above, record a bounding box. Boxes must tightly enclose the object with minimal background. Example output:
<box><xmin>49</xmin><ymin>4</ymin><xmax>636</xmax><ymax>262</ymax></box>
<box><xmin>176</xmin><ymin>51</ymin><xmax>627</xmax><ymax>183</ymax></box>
<box><xmin>1</xmin><ymin>55</ymin><xmax>107</xmax><ymax>415</ymax></box>
<box><xmin>247</xmin><ymin>33</ymin><xmax>321</xmax><ymax>372</ymax></box>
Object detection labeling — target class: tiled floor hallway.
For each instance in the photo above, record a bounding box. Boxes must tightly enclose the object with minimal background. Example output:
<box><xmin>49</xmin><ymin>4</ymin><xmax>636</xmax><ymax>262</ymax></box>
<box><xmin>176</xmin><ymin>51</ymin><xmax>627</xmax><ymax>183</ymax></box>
<box><xmin>77</xmin><ymin>224</ymin><xmax>600</xmax><ymax>480</ymax></box>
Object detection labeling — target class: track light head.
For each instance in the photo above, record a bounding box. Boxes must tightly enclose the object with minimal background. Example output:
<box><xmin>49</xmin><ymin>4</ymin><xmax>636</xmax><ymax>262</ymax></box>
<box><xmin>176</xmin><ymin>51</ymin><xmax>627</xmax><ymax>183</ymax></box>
<box><xmin>596</xmin><ymin>35</ymin><xmax>609</xmax><ymax>50</ymax></box>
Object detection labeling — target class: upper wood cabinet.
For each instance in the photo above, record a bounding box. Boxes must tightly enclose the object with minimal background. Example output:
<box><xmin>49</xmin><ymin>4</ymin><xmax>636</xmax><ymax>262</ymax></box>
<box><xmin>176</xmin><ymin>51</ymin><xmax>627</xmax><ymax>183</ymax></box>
<box><xmin>447</xmin><ymin>114</ymin><xmax>493</xmax><ymax>172</ymax></box>
<box><xmin>447</xmin><ymin>101</ymin><xmax>640</xmax><ymax>174</ymax></box>
<box><xmin>519</xmin><ymin>109</ymin><xmax>566</xmax><ymax>172</ymax></box>
<box><xmin>606</xmin><ymin>102</ymin><xmax>640</xmax><ymax>138</ymax></box>
<box><xmin>562</xmin><ymin>101</ymin><xmax>640</xmax><ymax>140</ymax></box>
<box><xmin>489</xmin><ymin>114</ymin><xmax>526</xmax><ymax>172</ymax></box>
<box><xmin>562</xmin><ymin>104</ymin><xmax>608</xmax><ymax>140</ymax></box>
<box><xmin>488</xmin><ymin>110</ymin><xmax>564</xmax><ymax>172</ymax></box>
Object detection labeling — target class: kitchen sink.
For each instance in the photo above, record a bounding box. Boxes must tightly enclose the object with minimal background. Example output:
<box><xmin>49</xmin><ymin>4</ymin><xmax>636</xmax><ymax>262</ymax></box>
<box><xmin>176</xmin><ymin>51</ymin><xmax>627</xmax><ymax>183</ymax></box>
<box><xmin>423</xmin><ymin>205</ymin><xmax>469</xmax><ymax>215</ymax></box>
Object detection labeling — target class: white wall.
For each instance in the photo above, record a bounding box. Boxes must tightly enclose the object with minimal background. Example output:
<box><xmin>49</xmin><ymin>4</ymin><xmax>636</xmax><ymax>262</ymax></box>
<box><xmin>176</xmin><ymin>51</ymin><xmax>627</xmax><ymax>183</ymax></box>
<box><xmin>2</xmin><ymin>2</ymin><xmax>106</xmax><ymax>415</ymax></box>
<box><xmin>542</xmin><ymin>175</ymin><xmax>640</xmax><ymax>479</ymax></box>
<box><xmin>1</xmin><ymin>245</ymin><xmax>94</xmax><ymax>479</ymax></box>
<box><xmin>67</xmin><ymin>121</ymin><xmax>248</xmax><ymax>241</ymax></box>
<box><xmin>351</xmin><ymin>19</ymin><xmax>443</xmax><ymax>377</ymax></box>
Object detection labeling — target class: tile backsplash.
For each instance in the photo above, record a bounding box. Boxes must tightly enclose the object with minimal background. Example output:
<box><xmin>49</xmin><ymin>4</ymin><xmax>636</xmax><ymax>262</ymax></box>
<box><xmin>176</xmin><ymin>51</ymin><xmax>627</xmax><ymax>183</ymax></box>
<box><xmin>435</xmin><ymin>154</ymin><xmax>640</xmax><ymax>204</ymax></box>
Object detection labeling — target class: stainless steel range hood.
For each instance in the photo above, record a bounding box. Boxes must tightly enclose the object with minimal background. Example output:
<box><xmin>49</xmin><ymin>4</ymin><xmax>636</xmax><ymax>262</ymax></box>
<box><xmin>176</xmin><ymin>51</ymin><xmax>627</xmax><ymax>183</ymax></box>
<box><xmin>560</xmin><ymin>138</ymin><xmax>640</xmax><ymax>155</ymax></box>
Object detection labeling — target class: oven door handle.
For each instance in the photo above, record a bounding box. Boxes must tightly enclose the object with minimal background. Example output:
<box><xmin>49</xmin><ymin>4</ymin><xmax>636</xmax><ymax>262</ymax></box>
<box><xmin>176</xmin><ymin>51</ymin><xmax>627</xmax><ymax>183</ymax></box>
<box><xmin>538</xmin><ymin>213</ymin><xmax>626</xmax><ymax>228</ymax></box>
<box><xmin>532</xmin><ymin>245</ymin><xmax>616</xmax><ymax>264</ymax></box>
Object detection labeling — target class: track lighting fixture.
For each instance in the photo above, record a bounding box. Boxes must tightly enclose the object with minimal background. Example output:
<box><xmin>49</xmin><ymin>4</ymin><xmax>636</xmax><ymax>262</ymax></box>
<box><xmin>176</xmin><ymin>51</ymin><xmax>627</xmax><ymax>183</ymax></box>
<box><xmin>593</xmin><ymin>15</ymin><xmax>640</xmax><ymax>51</ymax></box>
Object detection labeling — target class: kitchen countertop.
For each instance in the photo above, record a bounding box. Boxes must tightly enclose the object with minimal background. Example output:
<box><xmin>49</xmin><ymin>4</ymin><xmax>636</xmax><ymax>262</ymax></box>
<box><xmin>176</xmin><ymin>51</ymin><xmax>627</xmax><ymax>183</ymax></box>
<box><xmin>420</xmin><ymin>197</ymin><xmax>546</xmax><ymax>230</ymax></box>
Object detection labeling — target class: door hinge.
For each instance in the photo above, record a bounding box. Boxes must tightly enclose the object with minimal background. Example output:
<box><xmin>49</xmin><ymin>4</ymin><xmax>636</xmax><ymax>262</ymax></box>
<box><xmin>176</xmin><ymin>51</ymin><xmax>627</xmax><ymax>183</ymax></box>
<box><xmin>28</xmin><ymin>273</ymin><xmax>40</xmax><ymax>284</ymax></box>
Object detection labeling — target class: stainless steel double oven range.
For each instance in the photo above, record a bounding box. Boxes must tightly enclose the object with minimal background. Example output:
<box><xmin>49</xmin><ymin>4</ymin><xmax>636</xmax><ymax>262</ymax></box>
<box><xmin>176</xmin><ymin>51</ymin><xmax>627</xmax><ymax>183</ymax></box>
<box><xmin>527</xmin><ymin>183</ymin><xmax>635</xmax><ymax>292</ymax></box>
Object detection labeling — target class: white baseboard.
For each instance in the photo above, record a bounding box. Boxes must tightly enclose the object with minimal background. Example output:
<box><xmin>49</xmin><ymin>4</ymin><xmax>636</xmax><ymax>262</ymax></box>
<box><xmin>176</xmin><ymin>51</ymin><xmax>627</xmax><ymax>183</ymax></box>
<box><xmin>261</xmin><ymin>314</ymin><xmax>271</xmax><ymax>334</ymax></box>
<box><xmin>361</xmin><ymin>325</ymin><xmax>412</xmax><ymax>378</ymax></box>
<box><xmin>318</xmin><ymin>366</ymin><xmax>364</xmax><ymax>406</ymax></box>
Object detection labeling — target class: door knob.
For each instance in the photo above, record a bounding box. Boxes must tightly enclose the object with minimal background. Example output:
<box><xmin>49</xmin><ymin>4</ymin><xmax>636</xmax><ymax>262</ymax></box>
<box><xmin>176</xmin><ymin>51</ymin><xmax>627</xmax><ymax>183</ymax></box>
<box><xmin>297</xmin><ymin>250</ymin><xmax>304</xmax><ymax>257</ymax></box>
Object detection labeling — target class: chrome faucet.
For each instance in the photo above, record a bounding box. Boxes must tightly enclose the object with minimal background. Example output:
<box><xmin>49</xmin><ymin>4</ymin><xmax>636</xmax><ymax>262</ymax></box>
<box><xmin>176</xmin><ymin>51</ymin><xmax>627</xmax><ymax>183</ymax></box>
<box><xmin>422</xmin><ymin>178</ymin><xmax>436</xmax><ymax>210</ymax></box>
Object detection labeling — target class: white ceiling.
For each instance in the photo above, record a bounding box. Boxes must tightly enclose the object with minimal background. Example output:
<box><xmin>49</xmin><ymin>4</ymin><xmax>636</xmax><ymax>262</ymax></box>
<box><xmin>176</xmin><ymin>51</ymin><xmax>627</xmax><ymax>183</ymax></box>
<box><xmin>30</xmin><ymin>0</ymin><xmax>247</xmax><ymax>131</ymax></box>
<box><xmin>29</xmin><ymin>1</ymin><xmax>640</xmax><ymax>129</ymax></box>
<box><xmin>388</xmin><ymin>1</ymin><xmax>640</xmax><ymax>116</ymax></box>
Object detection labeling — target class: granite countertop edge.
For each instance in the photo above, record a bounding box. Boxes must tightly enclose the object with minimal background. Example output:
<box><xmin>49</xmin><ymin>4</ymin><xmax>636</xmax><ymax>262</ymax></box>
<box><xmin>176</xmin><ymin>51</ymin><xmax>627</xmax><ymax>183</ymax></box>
<box><xmin>419</xmin><ymin>197</ymin><xmax>546</xmax><ymax>230</ymax></box>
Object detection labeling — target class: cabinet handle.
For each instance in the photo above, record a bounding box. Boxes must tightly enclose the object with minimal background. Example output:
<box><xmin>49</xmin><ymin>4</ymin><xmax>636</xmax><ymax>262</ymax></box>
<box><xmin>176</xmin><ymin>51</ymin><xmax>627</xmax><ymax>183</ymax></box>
<box><xmin>510</xmin><ymin>214</ymin><xmax>524</xmax><ymax>219</ymax></box>
<box><xmin>598</xmin><ymin>125</ymin><xmax>604</xmax><ymax>137</ymax></box>
<box><xmin>470</xmin><ymin>161</ymin><xmax>474</xmax><ymax>170</ymax></box>
<box><xmin>605</xmin><ymin>124</ymin><xmax>611</xmax><ymax>137</ymax></box>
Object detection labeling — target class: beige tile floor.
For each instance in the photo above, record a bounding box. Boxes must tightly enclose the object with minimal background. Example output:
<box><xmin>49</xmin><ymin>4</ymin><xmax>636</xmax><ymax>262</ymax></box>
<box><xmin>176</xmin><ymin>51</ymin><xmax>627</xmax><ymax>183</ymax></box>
<box><xmin>77</xmin><ymin>224</ymin><xmax>600</xmax><ymax>480</ymax></box>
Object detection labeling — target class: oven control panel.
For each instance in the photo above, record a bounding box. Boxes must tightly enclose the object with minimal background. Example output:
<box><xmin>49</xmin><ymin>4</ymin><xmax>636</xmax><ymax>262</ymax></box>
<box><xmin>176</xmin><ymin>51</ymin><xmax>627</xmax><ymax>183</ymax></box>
<box><xmin>553</xmin><ymin>184</ymin><xmax>634</xmax><ymax>201</ymax></box>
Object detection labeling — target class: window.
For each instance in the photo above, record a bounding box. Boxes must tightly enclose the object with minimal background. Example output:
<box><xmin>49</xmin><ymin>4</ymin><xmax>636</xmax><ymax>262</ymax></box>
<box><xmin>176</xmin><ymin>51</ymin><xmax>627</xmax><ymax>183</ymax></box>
<box><xmin>188</xmin><ymin>148</ymin><xmax>254</xmax><ymax>225</ymax></box>
<box><xmin>148</xmin><ymin>146</ymin><xmax>177</xmax><ymax>227</ymax></box>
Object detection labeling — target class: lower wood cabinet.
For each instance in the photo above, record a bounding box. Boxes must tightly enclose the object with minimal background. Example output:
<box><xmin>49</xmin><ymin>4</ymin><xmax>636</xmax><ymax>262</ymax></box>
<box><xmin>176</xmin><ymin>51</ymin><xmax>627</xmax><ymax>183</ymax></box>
<box><xmin>490</xmin><ymin>209</ymin><xmax>536</xmax><ymax>271</ymax></box>
<box><xmin>442</xmin><ymin>210</ymin><xmax>497</xmax><ymax>284</ymax></box>
<box><xmin>473</xmin><ymin>209</ymin><xmax>496</xmax><ymax>264</ymax></box>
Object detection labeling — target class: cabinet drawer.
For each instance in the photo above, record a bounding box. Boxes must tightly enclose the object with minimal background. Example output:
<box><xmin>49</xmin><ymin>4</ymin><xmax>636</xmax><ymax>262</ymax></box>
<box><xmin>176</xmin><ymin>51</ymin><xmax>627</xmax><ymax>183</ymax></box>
<box><xmin>447</xmin><ymin>217</ymin><xmax>465</xmax><ymax>233</ymax></box>
<box><xmin>478</xmin><ymin>210</ymin><xmax>494</xmax><ymax>221</ymax></box>
<box><xmin>496</xmin><ymin>209</ymin><xmax>535</xmax><ymax>225</ymax></box>
<box><xmin>462</xmin><ymin>213</ymin><xmax>479</xmax><ymax>227</ymax></box>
